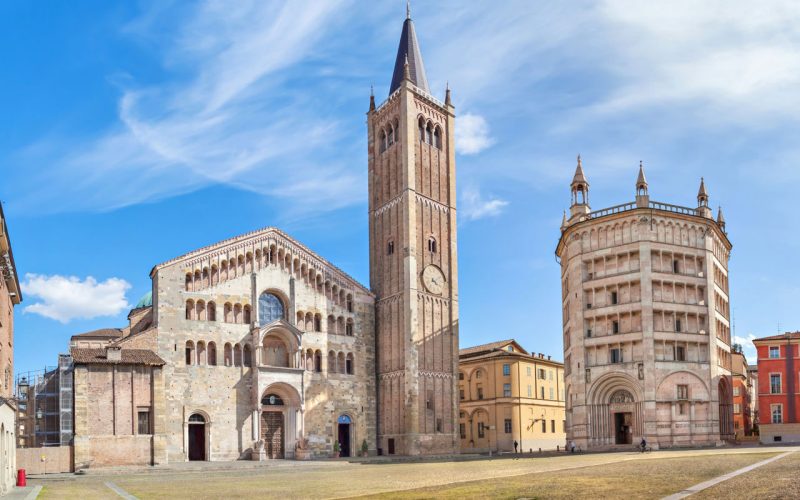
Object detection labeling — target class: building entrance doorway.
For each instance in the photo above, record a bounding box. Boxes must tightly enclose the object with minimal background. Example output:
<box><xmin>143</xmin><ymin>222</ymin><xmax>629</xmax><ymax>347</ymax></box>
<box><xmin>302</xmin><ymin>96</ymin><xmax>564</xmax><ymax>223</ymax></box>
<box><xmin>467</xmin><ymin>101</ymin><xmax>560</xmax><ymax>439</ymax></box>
<box><xmin>188</xmin><ymin>413</ymin><xmax>206</xmax><ymax>461</ymax></box>
<box><xmin>337</xmin><ymin>415</ymin><xmax>352</xmax><ymax>457</ymax></box>
<box><xmin>261</xmin><ymin>411</ymin><xmax>285</xmax><ymax>459</ymax></box>
<box><xmin>615</xmin><ymin>412</ymin><xmax>632</xmax><ymax>445</ymax></box>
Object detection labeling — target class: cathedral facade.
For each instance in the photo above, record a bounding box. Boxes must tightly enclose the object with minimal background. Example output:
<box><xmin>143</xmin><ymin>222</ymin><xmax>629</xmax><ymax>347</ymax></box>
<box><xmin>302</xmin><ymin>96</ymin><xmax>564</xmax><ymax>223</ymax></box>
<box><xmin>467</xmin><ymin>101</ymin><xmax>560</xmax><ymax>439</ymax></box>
<box><xmin>557</xmin><ymin>158</ymin><xmax>734</xmax><ymax>450</ymax></box>
<box><xmin>67</xmin><ymin>11</ymin><xmax>458</xmax><ymax>468</ymax></box>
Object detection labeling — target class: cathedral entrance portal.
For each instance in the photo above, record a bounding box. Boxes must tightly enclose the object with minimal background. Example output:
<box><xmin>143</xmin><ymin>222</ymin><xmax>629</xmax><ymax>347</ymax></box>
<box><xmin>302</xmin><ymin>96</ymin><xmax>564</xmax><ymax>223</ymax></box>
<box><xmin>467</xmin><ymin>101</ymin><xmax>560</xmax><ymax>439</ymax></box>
<box><xmin>261</xmin><ymin>411</ymin><xmax>285</xmax><ymax>459</ymax></box>
<box><xmin>337</xmin><ymin>415</ymin><xmax>352</xmax><ymax>457</ymax></box>
<box><xmin>615</xmin><ymin>412</ymin><xmax>632</xmax><ymax>445</ymax></box>
<box><xmin>188</xmin><ymin>413</ymin><xmax>206</xmax><ymax>461</ymax></box>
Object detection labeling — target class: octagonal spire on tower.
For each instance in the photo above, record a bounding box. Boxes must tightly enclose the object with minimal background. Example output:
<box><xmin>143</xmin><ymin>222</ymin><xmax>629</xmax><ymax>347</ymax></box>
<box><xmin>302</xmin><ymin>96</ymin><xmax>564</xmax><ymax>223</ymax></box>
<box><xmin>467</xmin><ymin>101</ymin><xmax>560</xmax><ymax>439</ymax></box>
<box><xmin>389</xmin><ymin>4</ymin><xmax>430</xmax><ymax>95</ymax></box>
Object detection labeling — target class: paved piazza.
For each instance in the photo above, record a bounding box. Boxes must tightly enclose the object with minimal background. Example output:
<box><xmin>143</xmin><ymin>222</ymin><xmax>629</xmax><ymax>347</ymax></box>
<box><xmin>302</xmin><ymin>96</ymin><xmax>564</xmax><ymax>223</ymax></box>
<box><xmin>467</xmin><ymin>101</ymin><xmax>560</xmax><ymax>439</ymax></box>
<box><xmin>25</xmin><ymin>446</ymin><xmax>799</xmax><ymax>499</ymax></box>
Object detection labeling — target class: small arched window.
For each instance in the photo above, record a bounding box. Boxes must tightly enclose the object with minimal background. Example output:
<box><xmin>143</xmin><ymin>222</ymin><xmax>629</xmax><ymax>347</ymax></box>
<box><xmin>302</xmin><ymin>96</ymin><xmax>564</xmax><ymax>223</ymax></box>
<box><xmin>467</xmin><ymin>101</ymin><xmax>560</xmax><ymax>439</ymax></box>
<box><xmin>314</xmin><ymin>314</ymin><xmax>322</xmax><ymax>332</ymax></box>
<box><xmin>207</xmin><ymin>342</ymin><xmax>217</xmax><ymax>366</ymax></box>
<box><xmin>243</xmin><ymin>344</ymin><xmax>252</xmax><ymax>367</ymax></box>
<box><xmin>388</xmin><ymin>124</ymin><xmax>395</xmax><ymax>146</ymax></box>
<box><xmin>207</xmin><ymin>301</ymin><xmax>216</xmax><ymax>322</ymax></box>
<box><xmin>425</xmin><ymin>123</ymin><xmax>433</xmax><ymax>145</ymax></box>
<box><xmin>196</xmin><ymin>300</ymin><xmax>206</xmax><ymax>321</ymax></box>
<box><xmin>224</xmin><ymin>343</ymin><xmax>232</xmax><ymax>367</ymax></box>
<box><xmin>220</xmin><ymin>261</ymin><xmax>228</xmax><ymax>281</ymax></box>
<box><xmin>387</xmin><ymin>240</ymin><xmax>395</xmax><ymax>255</ymax></box>
<box><xmin>234</xmin><ymin>344</ymin><xmax>242</xmax><ymax>367</ymax></box>
<box><xmin>185</xmin><ymin>273</ymin><xmax>192</xmax><ymax>292</ymax></box>
<box><xmin>346</xmin><ymin>294</ymin><xmax>353</xmax><ymax>313</ymax></box>
<box><xmin>346</xmin><ymin>319</ymin><xmax>354</xmax><ymax>337</ymax></box>
<box><xmin>346</xmin><ymin>353</ymin><xmax>354</xmax><ymax>375</ymax></box>
<box><xmin>428</xmin><ymin>236</ymin><xmax>437</xmax><ymax>253</ymax></box>
<box><xmin>234</xmin><ymin>304</ymin><xmax>242</xmax><ymax>324</ymax></box>
<box><xmin>197</xmin><ymin>341</ymin><xmax>206</xmax><ymax>366</ymax></box>
<box><xmin>243</xmin><ymin>305</ymin><xmax>252</xmax><ymax>324</ymax></box>
<box><xmin>224</xmin><ymin>302</ymin><xmax>232</xmax><ymax>323</ymax></box>
<box><xmin>194</xmin><ymin>270</ymin><xmax>201</xmax><ymax>289</ymax></box>
<box><xmin>380</xmin><ymin>130</ymin><xmax>387</xmax><ymax>153</ymax></box>
<box><xmin>434</xmin><ymin>127</ymin><xmax>442</xmax><ymax>149</ymax></box>
<box><xmin>418</xmin><ymin>117</ymin><xmax>425</xmax><ymax>142</ymax></box>
<box><xmin>185</xmin><ymin>300</ymin><xmax>195</xmax><ymax>321</ymax></box>
<box><xmin>314</xmin><ymin>350</ymin><xmax>322</xmax><ymax>372</ymax></box>
<box><xmin>185</xmin><ymin>341</ymin><xmax>195</xmax><ymax>365</ymax></box>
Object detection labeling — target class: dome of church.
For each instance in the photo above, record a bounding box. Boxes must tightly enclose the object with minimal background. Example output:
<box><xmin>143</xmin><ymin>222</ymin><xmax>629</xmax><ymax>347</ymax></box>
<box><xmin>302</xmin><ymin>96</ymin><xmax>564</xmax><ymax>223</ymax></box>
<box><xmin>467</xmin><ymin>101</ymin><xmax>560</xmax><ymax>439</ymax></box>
<box><xmin>134</xmin><ymin>291</ymin><xmax>152</xmax><ymax>309</ymax></box>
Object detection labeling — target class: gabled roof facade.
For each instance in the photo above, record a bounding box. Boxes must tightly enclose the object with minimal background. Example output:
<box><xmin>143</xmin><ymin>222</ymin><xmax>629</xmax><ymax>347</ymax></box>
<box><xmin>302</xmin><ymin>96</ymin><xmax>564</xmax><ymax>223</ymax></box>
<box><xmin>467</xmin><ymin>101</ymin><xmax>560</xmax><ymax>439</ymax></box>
<box><xmin>151</xmin><ymin>226</ymin><xmax>371</xmax><ymax>295</ymax></box>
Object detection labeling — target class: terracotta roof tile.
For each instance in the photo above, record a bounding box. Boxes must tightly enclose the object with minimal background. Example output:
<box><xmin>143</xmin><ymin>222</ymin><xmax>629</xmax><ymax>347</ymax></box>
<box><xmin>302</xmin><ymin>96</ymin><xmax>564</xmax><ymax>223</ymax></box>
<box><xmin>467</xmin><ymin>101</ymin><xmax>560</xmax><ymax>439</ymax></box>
<box><xmin>72</xmin><ymin>328</ymin><xmax>123</xmax><ymax>339</ymax></box>
<box><xmin>752</xmin><ymin>332</ymin><xmax>800</xmax><ymax>342</ymax></box>
<box><xmin>70</xmin><ymin>348</ymin><xmax>165</xmax><ymax>366</ymax></box>
<box><xmin>459</xmin><ymin>339</ymin><xmax>518</xmax><ymax>356</ymax></box>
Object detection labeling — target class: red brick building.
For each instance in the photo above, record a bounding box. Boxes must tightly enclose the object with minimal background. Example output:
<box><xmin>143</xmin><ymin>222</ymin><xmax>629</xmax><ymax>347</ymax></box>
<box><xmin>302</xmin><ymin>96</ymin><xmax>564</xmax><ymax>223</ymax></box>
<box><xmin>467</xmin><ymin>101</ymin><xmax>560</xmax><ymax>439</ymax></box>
<box><xmin>753</xmin><ymin>332</ymin><xmax>800</xmax><ymax>443</ymax></box>
<box><xmin>731</xmin><ymin>347</ymin><xmax>752</xmax><ymax>436</ymax></box>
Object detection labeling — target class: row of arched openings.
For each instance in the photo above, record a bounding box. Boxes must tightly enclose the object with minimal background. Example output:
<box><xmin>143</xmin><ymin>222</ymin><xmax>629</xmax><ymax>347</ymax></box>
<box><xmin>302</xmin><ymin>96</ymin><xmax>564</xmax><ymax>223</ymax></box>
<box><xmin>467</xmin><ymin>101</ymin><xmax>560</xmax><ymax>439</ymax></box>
<box><xmin>418</xmin><ymin>117</ymin><xmax>442</xmax><ymax>149</ymax></box>
<box><xmin>296</xmin><ymin>311</ymin><xmax>354</xmax><ymax>335</ymax></box>
<box><xmin>300</xmin><ymin>349</ymin><xmax>354</xmax><ymax>375</ymax></box>
<box><xmin>185</xmin><ymin>300</ymin><xmax>252</xmax><ymax>324</ymax></box>
<box><xmin>183</xmin><ymin>247</ymin><xmax>355</xmax><ymax>312</ymax></box>
<box><xmin>185</xmin><ymin>340</ymin><xmax>252</xmax><ymax>367</ymax></box>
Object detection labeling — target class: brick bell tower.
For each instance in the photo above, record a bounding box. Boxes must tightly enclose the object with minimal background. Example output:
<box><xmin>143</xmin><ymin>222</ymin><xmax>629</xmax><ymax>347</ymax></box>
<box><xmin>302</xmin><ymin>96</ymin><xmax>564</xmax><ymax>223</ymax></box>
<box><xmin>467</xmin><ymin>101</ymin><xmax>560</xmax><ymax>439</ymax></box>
<box><xmin>368</xmin><ymin>6</ymin><xmax>459</xmax><ymax>456</ymax></box>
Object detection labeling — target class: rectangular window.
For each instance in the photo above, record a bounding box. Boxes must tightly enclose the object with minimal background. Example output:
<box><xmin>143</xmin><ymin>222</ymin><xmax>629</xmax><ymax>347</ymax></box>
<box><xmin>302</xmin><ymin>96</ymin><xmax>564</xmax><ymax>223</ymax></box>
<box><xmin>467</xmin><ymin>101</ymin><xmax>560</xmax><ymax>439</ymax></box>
<box><xmin>527</xmin><ymin>366</ymin><xmax>531</xmax><ymax>376</ymax></box>
<box><xmin>587</xmin><ymin>329</ymin><xmax>592</xmax><ymax>338</ymax></box>
<box><xmin>137</xmin><ymin>410</ymin><xmax>151</xmax><ymax>435</ymax></box>
<box><xmin>436</xmin><ymin>418</ymin><xmax>442</xmax><ymax>433</ymax></box>
<box><xmin>772</xmin><ymin>405</ymin><xmax>783</xmax><ymax>424</ymax></box>
<box><xmin>770</xmin><ymin>374</ymin><xmax>781</xmax><ymax>394</ymax></box>
<box><xmin>769</xmin><ymin>346</ymin><xmax>780</xmax><ymax>359</ymax></box>
<box><xmin>426</xmin><ymin>390</ymin><xmax>434</xmax><ymax>411</ymax></box>
<box><xmin>459</xmin><ymin>372</ymin><xmax>464</xmax><ymax>380</ymax></box>
<box><xmin>678</xmin><ymin>402</ymin><xmax>686</xmax><ymax>415</ymax></box>
<box><xmin>611</xmin><ymin>291</ymin><xmax>618</xmax><ymax>305</ymax></box>
<box><xmin>459</xmin><ymin>389</ymin><xmax>465</xmax><ymax>401</ymax></box>
<box><xmin>527</xmin><ymin>385</ymin><xmax>532</xmax><ymax>398</ymax></box>
<box><xmin>551</xmin><ymin>420</ymin><xmax>555</xmax><ymax>433</ymax></box>
<box><xmin>612</xmin><ymin>321</ymin><xmax>619</xmax><ymax>334</ymax></box>
<box><xmin>540</xmin><ymin>387</ymin><xmax>545</xmax><ymax>399</ymax></box>
<box><xmin>504</xmin><ymin>419</ymin><xmax>512</xmax><ymax>434</ymax></box>
<box><xmin>541</xmin><ymin>420</ymin><xmax>546</xmax><ymax>433</ymax></box>
<box><xmin>549</xmin><ymin>387</ymin><xmax>554</xmax><ymax>400</ymax></box>
<box><xmin>477</xmin><ymin>386</ymin><xmax>484</xmax><ymax>400</ymax></box>
<box><xmin>538</xmin><ymin>369</ymin><xmax>546</xmax><ymax>379</ymax></box>
<box><xmin>610</xmin><ymin>348</ymin><xmax>622</xmax><ymax>364</ymax></box>
<box><xmin>677</xmin><ymin>385</ymin><xmax>689</xmax><ymax>400</ymax></box>
<box><xmin>478</xmin><ymin>423</ymin><xmax>485</xmax><ymax>438</ymax></box>
<box><xmin>733</xmin><ymin>387</ymin><xmax>740</xmax><ymax>396</ymax></box>
<box><xmin>503</xmin><ymin>383</ymin><xmax>512</xmax><ymax>397</ymax></box>
<box><xmin>459</xmin><ymin>423</ymin><xmax>466</xmax><ymax>439</ymax></box>
<box><xmin>734</xmin><ymin>403</ymin><xmax>741</xmax><ymax>414</ymax></box>
<box><xmin>676</xmin><ymin>345</ymin><xmax>686</xmax><ymax>361</ymax></box>
<box><xmin>503</xmin><ymin>364</ymin><xmax>511</xmax><ymax>376</ymax></box>
<box><xmin>676</xmin><ymin>319</ymin><xmax>682</xmax><ymax>333</ymax></box>
<box><xmin>549</xmin><ymin>371</ymin><xmax>554</xmax><ymax>381</ymax></box>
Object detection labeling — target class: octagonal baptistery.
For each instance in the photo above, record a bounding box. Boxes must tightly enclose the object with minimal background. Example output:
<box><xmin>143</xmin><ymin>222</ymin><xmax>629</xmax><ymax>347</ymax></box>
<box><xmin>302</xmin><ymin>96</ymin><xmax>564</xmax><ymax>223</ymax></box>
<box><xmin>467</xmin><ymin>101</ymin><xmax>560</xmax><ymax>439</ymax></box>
<box><xmin>151</xmin><ymin>227</ymin><xmax>375</xmax><ymax>461</ymax></box>
<box><xmin>556</xmin><ymin>157</ymin><xmax>734</xmax><ymax>450</ymax></box>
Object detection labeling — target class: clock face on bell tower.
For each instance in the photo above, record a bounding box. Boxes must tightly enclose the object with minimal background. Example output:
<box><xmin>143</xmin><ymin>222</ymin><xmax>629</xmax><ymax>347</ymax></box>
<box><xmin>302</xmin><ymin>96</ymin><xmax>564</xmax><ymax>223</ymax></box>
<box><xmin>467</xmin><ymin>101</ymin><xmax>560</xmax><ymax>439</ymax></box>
<box><xmin>367</xmin><ymin>8</ymin><xmax>460</xmax><ymax>456</ymax></box>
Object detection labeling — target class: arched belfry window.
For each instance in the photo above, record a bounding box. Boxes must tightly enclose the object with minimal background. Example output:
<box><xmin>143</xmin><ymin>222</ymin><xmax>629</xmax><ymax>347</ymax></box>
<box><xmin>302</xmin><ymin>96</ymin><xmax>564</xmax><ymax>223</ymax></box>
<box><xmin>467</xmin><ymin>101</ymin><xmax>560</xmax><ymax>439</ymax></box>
<box><xmin>428</xmin><ymin>236</ymin><xmax>437</xmax><ymax>253</ymax></box>
<box><xmin>380</xmin><ymin>130</ymin><xmax>387</xmax><ymax>153</ymax></box>
<box><xmin>259</xmin><ymin>292</ymin><xmax>284</xmax><ymax>326</ymax></box>
<box><xmin>434</xmin><ymin>127</ymin><xmax>442</xmax><ymax>149</ymax></box>
<box><xmin>418</xmin><ymin>117</ymin><xmax>425</xmax><ymax>142</ymax></box>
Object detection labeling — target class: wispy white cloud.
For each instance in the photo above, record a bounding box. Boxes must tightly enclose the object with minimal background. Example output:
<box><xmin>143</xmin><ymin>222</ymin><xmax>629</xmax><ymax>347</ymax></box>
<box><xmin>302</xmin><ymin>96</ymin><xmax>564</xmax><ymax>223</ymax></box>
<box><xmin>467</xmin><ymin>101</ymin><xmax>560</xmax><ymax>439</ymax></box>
<box><xmin>460</xmin><ymin>187</ymin><xmax>509</xmax><ymax>221</ymax></box>
<box><xmin>456</xmin><ymin>113</ymin><xmax>495</xmax><ymax>155</ymax></box>
<box><xmin>13</xmin><ymin>0</ymin><xmax>357</xmax><ymax>215</ymax></box>
<box><xmin>21</xmin><ymin>274</ymin><xmax>131</xmax><ymax>324</ymax></box>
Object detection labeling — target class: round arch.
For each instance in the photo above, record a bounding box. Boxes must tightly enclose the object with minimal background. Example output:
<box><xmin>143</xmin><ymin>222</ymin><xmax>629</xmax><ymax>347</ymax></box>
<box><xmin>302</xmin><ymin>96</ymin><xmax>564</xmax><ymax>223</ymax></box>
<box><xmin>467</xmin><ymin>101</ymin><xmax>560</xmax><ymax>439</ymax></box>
<box><xmin>587</xmin><ymin>372</ymin><xmax>643</xmax><ymax>405</ymax></box>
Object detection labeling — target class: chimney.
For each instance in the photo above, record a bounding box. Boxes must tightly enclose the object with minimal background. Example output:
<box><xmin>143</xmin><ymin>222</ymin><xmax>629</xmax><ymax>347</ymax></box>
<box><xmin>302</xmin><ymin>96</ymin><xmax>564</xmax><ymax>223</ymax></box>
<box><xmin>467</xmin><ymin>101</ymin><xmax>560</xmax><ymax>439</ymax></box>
<box><xmin>106</xmin><ymin>346</ymin><xmax>122</xmax><ymax>362</ymax></box>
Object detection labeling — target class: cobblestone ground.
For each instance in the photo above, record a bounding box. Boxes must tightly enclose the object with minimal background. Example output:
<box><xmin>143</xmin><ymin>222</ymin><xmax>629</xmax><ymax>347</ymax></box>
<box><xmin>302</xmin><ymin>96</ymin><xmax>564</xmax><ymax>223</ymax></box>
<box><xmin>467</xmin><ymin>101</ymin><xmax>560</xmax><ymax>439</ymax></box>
<box><xmin>30</xmin><ymin>446</ymin><xmax>799</xmax><ymax>499</ymax></box>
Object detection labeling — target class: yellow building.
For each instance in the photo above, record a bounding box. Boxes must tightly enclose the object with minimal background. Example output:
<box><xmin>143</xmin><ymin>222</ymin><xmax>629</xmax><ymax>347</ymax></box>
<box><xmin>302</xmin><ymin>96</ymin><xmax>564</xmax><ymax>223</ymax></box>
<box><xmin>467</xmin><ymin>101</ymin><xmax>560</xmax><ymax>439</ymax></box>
<box><xmin>458</xmin><ymin>340</ymin><xmax>565</xmax><ymax>453</ymax></box>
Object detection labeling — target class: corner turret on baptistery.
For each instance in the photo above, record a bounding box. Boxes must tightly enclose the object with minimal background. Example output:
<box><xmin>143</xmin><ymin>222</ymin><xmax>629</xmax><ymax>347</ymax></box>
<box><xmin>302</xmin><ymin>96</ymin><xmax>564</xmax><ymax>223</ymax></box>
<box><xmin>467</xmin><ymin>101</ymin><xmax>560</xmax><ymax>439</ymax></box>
<box><xmin>557</xmin><ymin>157</ymin><xmax>734</xmax><ymax>450</ymax></box>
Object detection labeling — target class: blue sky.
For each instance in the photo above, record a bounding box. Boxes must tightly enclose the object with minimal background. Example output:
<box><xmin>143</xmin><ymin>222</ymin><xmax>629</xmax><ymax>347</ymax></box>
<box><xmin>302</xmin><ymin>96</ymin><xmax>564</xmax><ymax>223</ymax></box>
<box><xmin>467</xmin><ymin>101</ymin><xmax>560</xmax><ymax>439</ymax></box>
<box><xmin>2</xmin><ymin>0</ymin><xmax>799</xmax><ymax>374</ymax></box>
